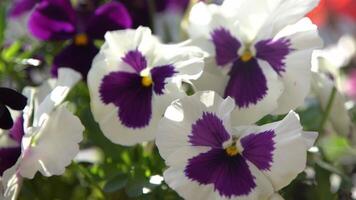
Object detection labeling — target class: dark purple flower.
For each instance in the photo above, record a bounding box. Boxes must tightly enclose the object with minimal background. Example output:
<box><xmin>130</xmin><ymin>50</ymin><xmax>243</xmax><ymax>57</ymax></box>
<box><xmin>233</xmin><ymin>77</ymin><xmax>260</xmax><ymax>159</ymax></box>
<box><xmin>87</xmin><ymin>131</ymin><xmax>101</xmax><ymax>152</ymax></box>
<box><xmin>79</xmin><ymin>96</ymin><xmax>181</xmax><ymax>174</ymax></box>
<box><xmin>185</xmin><ymin>112</ymin><xmax>275</xmax><ymax>198</ymax></box>
<box><xmin>9</xmin><ymin>0</ymin><xmax>39</xmax><ymax>18</ymax></box>
<box><xmin>119</xmin><ymin>0</ymin><xmax>189</xmax><ymax>28</ymax></box>
<box><xmin>0</xmin><ymin>88</ymin><xmax>27</xmax><ymax>130</ymax></box>
<box><xmin>0</xmin><ymin>116</ymin><xmax>24</xmax><ymax>175</ymax></box>
<box><xmin>211</xmin><ymin>27</ymin><xmax>292</xmax><ymax>108</ymax></box>
<box><xmin>28</xmin><ymin>0</ymin><xmax>132</xmax><ymax>79</ymax></box>
<box><xmin>99</xmin><ymin>49</ymin><xmax>176</xmax><ymax>129</ymax></box>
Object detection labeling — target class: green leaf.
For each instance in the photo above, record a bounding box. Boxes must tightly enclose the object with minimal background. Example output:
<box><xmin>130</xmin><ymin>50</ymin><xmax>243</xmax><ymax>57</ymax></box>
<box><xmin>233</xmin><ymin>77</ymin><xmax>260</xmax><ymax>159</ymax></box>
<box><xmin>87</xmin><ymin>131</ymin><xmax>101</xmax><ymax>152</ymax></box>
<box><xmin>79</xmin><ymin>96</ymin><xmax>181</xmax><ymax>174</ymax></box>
<box><xmin>0</xmin><ymin>6</ymin><xmax>6</xmax><ymax>45</ymax></box>
<box><xmin>103</xmin><ymin>173</ymin><xmax>128</xmax><ymax>193</ymax></box>
<box><xmin>125</xmin><ymin>177</ymin><xmax>151</xmax><ymax>198</ymax></box>
<box><xmin>2</xmin><ymin>41</ymin><xmax>22</xmax><ymax>62</ymax></box>
<box><xmin>320</xmin><ymin>135</ymin><xmax>351</xmax><ymax>162</ymax></box>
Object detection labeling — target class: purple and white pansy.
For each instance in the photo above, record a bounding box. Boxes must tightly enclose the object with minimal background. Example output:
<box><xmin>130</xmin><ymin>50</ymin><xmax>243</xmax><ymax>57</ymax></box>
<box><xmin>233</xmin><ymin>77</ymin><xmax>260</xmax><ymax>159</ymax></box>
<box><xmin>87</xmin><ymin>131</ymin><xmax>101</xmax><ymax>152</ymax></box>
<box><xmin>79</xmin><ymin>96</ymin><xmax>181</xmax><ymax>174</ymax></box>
<box><xmin>88</xmin><ymin>26</ymin><xmax>204</xmax><ymax>146</ymax></box>
<box><xmin>187</xmin><ymin>0</ymin><xmax>322</xmax><ymax>125</ymax></box>
<box><xmin>156</xmin><ymin>91</ymin><xmax>317</xmax><ymax>200</ymax></box>
<box><xmin>1</xmin><ymin>68</ymin><xmax>83</xmax><ymax>199</ymax></box>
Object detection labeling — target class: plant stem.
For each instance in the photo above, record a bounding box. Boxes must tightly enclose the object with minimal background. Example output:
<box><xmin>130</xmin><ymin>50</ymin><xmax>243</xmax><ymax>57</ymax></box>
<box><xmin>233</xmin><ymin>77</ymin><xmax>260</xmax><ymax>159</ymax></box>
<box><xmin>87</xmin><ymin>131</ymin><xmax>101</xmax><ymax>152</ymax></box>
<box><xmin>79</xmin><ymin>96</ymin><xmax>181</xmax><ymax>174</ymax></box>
<box><xmin>318</xmin><ymin>86</ymin><xmax>337</xmax><ymax>133</ymax></box>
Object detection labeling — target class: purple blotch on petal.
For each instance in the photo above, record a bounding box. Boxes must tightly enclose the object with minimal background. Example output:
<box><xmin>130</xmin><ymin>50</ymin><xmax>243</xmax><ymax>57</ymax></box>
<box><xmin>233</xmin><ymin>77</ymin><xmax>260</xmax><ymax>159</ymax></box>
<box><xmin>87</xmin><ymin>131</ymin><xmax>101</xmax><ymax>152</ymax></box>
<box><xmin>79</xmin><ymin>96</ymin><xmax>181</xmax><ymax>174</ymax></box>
<box><xmin>224</xmin><ymin>59</ymin><xmax>268</xmax><ymax>108</ymax></box>
<box><xmin>0</xmin><ymin>147</ymin><xmax>21</xmax><ymax>176</ymax></box>
<box><xmin>0</xmin><ymin>87</ymin><xmax>27</xmax><ymax>110</ymax></box>
<box><xmin>52</xmin><ymin>42</ymin><xmax>99</xmax><ymax>80</ymax></box>
<box><xmin>9</xmin><ymin>116</ymin><xmax>24</xmax><ymax>144</ymax></box>
<box><xmin>28</xmin><ymin>0</ymin><xmax>76</xmax><ymax>40</ymax></box>
<box><xmin>189</xmin><ymin>112</ymin><xmax>230</xmax><ymax>148</ymax></box>
<box><xmin>255</xmin><ymin>38</ymin><xmax>292</xmax><ymax>75</ymax></box>
<box><xmin>151</xmin><ymin>65</ymin><xmax>176</xmax><ymax>95</ymax></box>
<box><xmin>100</xmin><ymin>72</ymin><xmax>152</xmax><ymax>128</ymax></box>
<box><xmin>122</xmin><ymin>50</ymin><xmax>147</xmax><ymax>73</ymax></box>
<box><xmin>241</xmin><ymin>130</ymin><xmax>275</xmax><ymax>171</ymax></box>
<box><xmin>86</xmin><ymin>2</ymin><xmax>132</xmax><ymax>39</ymax></box>
<box><xmin>211</xmin><ymin>28</ymin><xmax>241</xmax><ymax>66</ymax></box>
<box><xmin>185</xmin><ymin>149</ymin><xmax>256</xmax><ymax>198</ymax></box>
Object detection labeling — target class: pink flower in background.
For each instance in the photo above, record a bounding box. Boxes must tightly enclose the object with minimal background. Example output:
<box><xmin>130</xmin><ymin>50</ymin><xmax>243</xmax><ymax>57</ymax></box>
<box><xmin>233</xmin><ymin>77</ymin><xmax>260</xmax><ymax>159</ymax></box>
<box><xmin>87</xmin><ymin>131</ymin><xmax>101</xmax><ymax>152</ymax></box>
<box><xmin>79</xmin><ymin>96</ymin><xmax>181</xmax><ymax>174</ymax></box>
<box><xmin>346</xmin><ymin>69</ymin><xmax>356</xmax><ymax>100</ymax></box>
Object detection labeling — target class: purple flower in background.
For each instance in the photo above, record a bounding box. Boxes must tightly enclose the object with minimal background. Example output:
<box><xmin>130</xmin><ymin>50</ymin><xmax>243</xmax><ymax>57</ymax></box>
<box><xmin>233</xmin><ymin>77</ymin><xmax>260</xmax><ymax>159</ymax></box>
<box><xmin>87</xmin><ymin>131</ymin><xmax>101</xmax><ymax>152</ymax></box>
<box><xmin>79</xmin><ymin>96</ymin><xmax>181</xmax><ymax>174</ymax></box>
<box><xmin>28</xmin><ymin>0</ymin><xmax>132</xmax><ymax>79</ymax></box>
<box><xmin>119</xmin><ymin>0</ymin><xmax>189</xmax><ymax>28</ymax></box>
<box><xmin>156</xmin><ymin>91</ymin><xmax>318</xmax><ymax>199</ymax></box>
<box><xmin>9</xmin><ymin>0</ymin><xmax>39</xmax><ymax>18</ymax></box>
<box><xmin>0</xmin><ymin>88</ymin><xmax>27</xmax><ymax>130</ymax></box>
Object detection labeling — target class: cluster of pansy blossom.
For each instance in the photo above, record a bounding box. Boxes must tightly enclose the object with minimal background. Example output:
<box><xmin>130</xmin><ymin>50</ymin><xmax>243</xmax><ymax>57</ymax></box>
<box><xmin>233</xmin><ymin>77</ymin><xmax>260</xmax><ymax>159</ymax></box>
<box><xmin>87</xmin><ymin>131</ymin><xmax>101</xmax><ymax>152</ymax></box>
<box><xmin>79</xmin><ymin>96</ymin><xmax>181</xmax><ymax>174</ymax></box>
<box><xmin>84</xmin><ymin>0</ymin><xmax>323</xmax><ymax>199</ymax></box>
<box><xmin>0</xmin><ymin>0</ymin><xmax>326</xmax><ymax>199</ymax></box>
<box><xmin>0</xmin><ymin>68</ymin><xmax>83</xmax><ymax>199</ymax></box>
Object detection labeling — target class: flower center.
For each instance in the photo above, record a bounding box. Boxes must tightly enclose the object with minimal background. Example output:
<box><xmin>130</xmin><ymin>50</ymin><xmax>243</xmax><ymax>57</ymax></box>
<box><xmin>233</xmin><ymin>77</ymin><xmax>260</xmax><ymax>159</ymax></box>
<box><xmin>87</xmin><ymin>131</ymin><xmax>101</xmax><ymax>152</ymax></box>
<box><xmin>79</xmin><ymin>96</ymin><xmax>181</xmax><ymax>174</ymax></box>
<box><xmin>141</xmin><ymin>76</ymin><xmax>153</xmax><ymax>87</ymax></box>
<box><xmin>241</xmin><ymin>49</ymin><xmax>253</xmax><ymax>62</ymax></box>
<box><xmin>74</xmin><ymin>33</ymin><xmax>89</xmax><ymax>46</ymax></box>
<box><xmin>225</xmin><ymin>145</ymin><xmax>239</xmax><ymax>156</ymax></box>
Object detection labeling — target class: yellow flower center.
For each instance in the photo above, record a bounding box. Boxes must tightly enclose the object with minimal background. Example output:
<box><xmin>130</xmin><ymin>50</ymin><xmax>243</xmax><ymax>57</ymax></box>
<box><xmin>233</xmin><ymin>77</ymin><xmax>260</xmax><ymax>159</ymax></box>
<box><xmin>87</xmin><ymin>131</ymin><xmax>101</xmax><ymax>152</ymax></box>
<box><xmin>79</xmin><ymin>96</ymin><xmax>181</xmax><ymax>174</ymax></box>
<box><xmin>74</xmin><ymin>33</ymin><xmax>89</xmax><ymax>46</ymax></box>
<box><xmin>225</xmin><ymin>145</ymin><xmax>239</xmax><ymax>156</ymax></box>
<box><xmin>241</xmin><ymin>49</ymin><xmax>253</xmax><ymax>62</ymax></box>
<box><xmin>141</xmin><ymin>76</ymin><xmax>153</xmax><ymax>87</ymax></box>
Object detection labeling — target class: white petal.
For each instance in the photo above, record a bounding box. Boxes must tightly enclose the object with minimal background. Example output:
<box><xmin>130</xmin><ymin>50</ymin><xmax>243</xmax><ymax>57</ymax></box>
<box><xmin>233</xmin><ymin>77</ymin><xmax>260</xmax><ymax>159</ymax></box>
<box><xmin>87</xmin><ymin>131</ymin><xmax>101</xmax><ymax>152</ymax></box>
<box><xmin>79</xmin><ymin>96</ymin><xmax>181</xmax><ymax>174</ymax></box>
<box><xmin>273</xmin><ymin>18</ymin><xmax>322</xmax><ymax>114</ymax></box>
<box><xmin>153</xmin><ymin>43</ymin><xmax>205</xmax><ymax>81</ymax></box>
<box><xmin>1</xmin><ymin>162</ymin><xmax>22</xmax><ymax>200</ymax></box>
<box><xmin>243</xmin><ymin>111</ymin><xmax>317</xmax><ymax>191</ymax></box>
<box><xmin>269</xmin><ymin>193</ymin><xmax>285</xmax><ymax>200</ymax></box>
<box><xmin>256</xmin><ymin>0</ymin><xmax>319</xmax><ymax>40</ymax></box>
<box><xmin>19</xmin><ymin>105</ymin><xmax>84</xmax><ymax>178</ymax></box>
<box><xmin>33</xmin><ymin>68</ymin><xmax>81</xmax><ymax>127</ymax></box>
<box><xmin>103</xmin><ymin>27</ymin><xmax>158</xmax><ymax>67</ymax></box>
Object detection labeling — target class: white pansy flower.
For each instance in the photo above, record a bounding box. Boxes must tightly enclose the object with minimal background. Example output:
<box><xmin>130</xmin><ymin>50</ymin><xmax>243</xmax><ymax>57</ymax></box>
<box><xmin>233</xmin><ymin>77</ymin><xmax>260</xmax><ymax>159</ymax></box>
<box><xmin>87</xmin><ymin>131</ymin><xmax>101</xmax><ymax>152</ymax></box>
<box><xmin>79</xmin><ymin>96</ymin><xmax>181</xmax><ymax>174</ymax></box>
<box><xmin>88</xmin><ymin>26</ymin><xmax>204</xmax><ymax>146</ymax></box>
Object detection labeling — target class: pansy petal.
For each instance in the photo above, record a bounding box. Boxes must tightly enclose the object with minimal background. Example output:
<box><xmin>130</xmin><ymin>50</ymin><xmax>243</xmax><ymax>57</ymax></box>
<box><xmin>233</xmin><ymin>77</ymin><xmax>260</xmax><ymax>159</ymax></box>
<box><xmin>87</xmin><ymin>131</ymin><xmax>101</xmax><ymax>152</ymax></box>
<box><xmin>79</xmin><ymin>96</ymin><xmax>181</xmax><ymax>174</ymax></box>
<box><xmin>19</xmin><ymin>105</ymin><xmax>84</xmax><ymax>178</ymax></box>
<box><xmin>272</xmin><ymin>18</ymin><xmax>322</xmax><ymax>114</ymax></box>
<box><xmin>86</xmin><ymin>2</ymin><xmax>132</xmax><ymax>39</ymax></box>
<box><xmin>241</xmin><ymin>111</ymin><xmax>317</xmax><ymax>191</ymax></box>
<box><xmin>9</xmin><ymin>116</ymin><xmax>24</xmax><ymax>144</ymax></box>
<box><xmin>103</xmin><ymin>27</ymin><xmax>158</xmax><ymax>62</ymax></box>
<box><xmin>121</xmin><ymin>49</ymin><xmax>147</xmax><ymax>73</ymax></box>
<box><xmin>0</xmin><ymin>88</ymin><xmax>27</xmax><ymax>110</ymax></box>
<box><xmin>211</xmin><ymin>28</ymin><xmax>241</xmax><ymax>66</ymax></box>
<box><xmin>33</xmin><ymin>68</ymin><xmax>81</xmax><ymax>127</ymax></box>
<box><xmin>9</xmin><ymin>0</ymin><xmax>37</xmax><ymax>18</ymax></box>
<box><xmin>225</xmin><ymin>59</ymin><xmax>268</xmax><ymax>108</ymax></box>
<box><xmin>255</xmin><ymin>38</ymin><xmax>292</xmax><ymax>75</ymax></box>
<box><xmin>151</xmin><ymin>65</ymin><xmax>177</xmax><ymax>95</ymax></box>
<box><xmin>156</xmin><ymin>91</ymin><xmax>235</xmax><ymax>162</ymax></box>
<box><xmin>1</xmin><ymin>162</ymin><xmax>22</xmax><ymax>200</ymax></box>
<box><xmin>0</xmin><ymin>147</ymin><xmax>21</xmax><ymax>176</ymax></box>
<box><xmin>256</xmin><ymin>0</ymin><xmax>319</xmax><ymax>40</ymax></box>
<box><xmin>153</xmin><ymin>42</ymin><xmax>205</xmax><ymax>81</ymax></box>
<box><xmin>0</xmin><ymin>105</ymin><xmax>13</xmax><ymax>130</ymax></box>
<box><xmin>99</xmin><ymin>71</ymin><xmax>153</xmax><ymax>128</ymax></box>
<box><xmin>28</xmin><ymin>0</ymin><xmax>76</xmax><ymax>40</ymax></box>
<box><xmin>230</xmin><ymin>61</ymin><xmax>284</xmax><ymax>125</ymax></box>
<box><xmin>52</xmin><ymin>42</ymin><xmax>99</xmax><ymax>79</ymax></box>
<box><xmin>164</xmin><ymin>160</ymin><xmax>274</xmax><ymax>200</ymax></box>
<box><xmin>241</xmin><ymin>130</ymin><xmax>275</xmax><ymax>171</ymax></box>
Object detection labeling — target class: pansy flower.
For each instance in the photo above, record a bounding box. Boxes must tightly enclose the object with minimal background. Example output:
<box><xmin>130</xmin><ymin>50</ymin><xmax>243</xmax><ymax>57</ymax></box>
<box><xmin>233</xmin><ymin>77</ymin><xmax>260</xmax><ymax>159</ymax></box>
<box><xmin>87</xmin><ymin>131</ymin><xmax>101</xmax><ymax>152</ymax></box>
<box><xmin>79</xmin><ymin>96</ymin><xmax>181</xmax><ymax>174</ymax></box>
<box><xmin>88</xmin><ymin>27</ymin><xmax>204</xmax><ymax>146</ymax></box>
<box><xmin>1</xmin><ymin>68</ymin><xmax>84</xmax><ymax>199</ymax></box>
<box><xmin>156</xmin><ymin>91</ymin><xmax>317</xmax><ymax>200</ymax></box>
<box><xmin>28</xmin><ymin>0</ymin><xmax>132</xmax><ymax>79</ymax></box>
<box><xmin>187</xmin><ymin>0</ymin><xmax>322</xmax><ymax>124</ymax></box>
<box><xmin>0</xmin><ymin>88</ymin><xmax>27</xmax><ymax>129</ymax></box>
